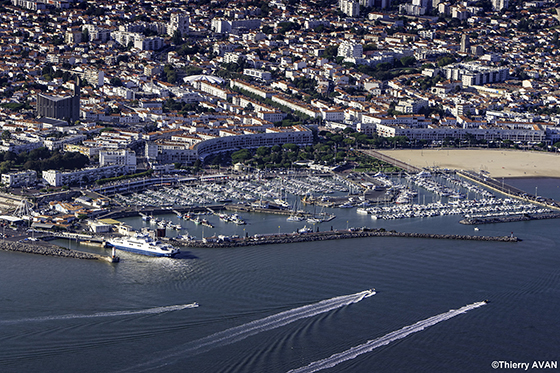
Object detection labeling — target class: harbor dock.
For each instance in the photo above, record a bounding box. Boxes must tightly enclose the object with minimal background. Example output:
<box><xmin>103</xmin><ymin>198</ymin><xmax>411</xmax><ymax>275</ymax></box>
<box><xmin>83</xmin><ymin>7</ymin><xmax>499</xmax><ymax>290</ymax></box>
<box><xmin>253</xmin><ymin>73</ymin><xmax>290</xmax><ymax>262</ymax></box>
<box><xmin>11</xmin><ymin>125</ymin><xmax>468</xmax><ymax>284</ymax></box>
<box><xmin>176</xmin><ymin>228</ymin><xmax>519</xmax><ymax>248</ymax></box>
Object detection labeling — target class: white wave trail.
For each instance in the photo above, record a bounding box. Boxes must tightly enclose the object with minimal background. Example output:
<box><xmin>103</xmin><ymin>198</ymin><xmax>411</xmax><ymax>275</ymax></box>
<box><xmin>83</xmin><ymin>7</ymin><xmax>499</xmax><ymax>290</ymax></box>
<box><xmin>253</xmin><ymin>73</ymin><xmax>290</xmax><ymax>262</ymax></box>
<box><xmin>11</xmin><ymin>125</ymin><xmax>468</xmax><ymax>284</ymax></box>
<box><xmin>0</xmin><ymin>303</ymin><xmax>199</xmax><ymax>325</ymax></box>
<box><xmin>287</xmin><ymin>301</ymin><xmax>487</xmax><ymax>373</ymax></box>
<box><xmin>121</xmin><ymin>289</ymin><xmax>376</xmax><ymax>373</ymax></box>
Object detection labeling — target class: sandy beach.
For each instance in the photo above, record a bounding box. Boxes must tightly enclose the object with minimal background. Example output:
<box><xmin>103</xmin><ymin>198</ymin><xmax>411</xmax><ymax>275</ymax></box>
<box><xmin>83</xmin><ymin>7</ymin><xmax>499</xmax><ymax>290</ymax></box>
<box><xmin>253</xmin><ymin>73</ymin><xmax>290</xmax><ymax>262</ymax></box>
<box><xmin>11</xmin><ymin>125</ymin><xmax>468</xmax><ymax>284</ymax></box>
<box><xmin>378</xmin><ymin>149</ymin><xmax>560</xmax><ymax>178</ymax></box>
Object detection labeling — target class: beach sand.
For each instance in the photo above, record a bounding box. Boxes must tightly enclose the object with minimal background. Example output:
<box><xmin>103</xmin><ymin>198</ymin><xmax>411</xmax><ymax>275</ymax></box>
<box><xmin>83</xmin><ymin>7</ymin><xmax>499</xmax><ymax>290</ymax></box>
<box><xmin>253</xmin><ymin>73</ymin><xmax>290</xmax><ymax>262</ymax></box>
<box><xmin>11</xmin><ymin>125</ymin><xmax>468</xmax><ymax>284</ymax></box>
<box><xmin>378</xmin><ymin>149</ymin><xmax>560</xmax><ymax>178</ymax></box>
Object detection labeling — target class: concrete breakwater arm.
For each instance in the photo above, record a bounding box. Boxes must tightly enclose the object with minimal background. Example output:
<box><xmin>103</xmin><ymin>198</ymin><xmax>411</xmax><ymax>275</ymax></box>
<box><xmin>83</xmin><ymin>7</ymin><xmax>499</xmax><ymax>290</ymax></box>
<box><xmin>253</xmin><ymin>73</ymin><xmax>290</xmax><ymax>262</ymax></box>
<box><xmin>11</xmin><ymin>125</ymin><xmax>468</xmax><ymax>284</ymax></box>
<box><xmin>460</xmin><ymin>212</ymin><xmax>560</xmax><ymax>225</ymax></box>
<box><xmin>0</xmin><ymin>241</ymin><xmax>101</xmax><ymax>260</ymax></box>
<box><xmin>178</xmin><ymin>229</ymin><xmax>519</xmax><ymax>248</ymax></box>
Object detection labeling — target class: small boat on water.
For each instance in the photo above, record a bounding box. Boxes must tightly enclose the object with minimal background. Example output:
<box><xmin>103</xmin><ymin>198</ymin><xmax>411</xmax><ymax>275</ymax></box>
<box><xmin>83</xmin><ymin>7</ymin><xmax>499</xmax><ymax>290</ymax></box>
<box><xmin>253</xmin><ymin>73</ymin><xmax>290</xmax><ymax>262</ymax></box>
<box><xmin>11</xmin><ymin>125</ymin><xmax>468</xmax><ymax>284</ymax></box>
<box><xmin>307</xmin><ymin>217</ymin><xmax>322</xmax><ymax>224</ymax></box>
<box><xmin>231</xmin><ymin>214</ymin><xmax>246</xmax><ymax>225</ymax></box>
<box><xmin>287</xmin><ymin>214</ymin><xmax>304</xmax><ymax>222</ymax></box>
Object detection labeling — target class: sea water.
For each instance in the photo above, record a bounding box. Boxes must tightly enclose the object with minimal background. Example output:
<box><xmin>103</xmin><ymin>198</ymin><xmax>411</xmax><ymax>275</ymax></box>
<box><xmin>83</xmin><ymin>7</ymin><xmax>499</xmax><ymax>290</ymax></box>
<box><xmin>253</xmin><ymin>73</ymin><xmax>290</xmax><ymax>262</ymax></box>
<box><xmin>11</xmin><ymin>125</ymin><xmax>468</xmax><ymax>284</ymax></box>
<box><xmin>0</xmin><ymin>178</ymin><xmax>559</xmax><ymax>373</ymax></box>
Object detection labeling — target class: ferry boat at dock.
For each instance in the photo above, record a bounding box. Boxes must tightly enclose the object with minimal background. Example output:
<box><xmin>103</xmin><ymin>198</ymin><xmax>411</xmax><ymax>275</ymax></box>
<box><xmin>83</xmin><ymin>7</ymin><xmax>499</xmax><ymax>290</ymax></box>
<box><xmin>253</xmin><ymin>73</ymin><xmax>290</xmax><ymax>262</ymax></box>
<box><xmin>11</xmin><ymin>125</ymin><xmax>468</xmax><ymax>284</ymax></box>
<box><xmin>106</xmin><ymin>234</ymin><xmax>180</xmax><ymax>257</ymax></box>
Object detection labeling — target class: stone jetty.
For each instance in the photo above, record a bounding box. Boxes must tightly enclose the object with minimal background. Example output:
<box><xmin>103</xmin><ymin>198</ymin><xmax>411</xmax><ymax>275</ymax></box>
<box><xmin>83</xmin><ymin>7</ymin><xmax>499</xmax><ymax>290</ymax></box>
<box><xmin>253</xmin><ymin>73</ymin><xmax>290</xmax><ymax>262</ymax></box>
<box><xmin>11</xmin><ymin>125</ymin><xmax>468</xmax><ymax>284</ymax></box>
<box><xmin>460</xmin><ymin>212</ymin><xmax>560</xmax><ymax>225</ymax></box>
<box><xmin>177</xmin><ymin>228</ymin><xmax>519</xmax><ymax>248</ymax></box>
<box><xmin>0</xmin><ymin>240</ymin><xmax>103</xmax><ymax>260</ymax></box>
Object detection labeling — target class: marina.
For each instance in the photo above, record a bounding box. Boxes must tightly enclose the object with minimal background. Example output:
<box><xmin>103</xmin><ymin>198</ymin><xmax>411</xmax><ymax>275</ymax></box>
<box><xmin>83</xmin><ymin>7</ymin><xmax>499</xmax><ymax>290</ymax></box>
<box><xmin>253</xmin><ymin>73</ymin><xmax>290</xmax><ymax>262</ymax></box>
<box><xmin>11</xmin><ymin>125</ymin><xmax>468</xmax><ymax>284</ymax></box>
<box><xmin>38</xmin><ymin>169</ymin><xmax>556</xmax><ymax>260</ymax></box>
<box><xmin>2</xmin><ymin>174</ymin><xmax>560</xmax><ymax>373</ymax></box>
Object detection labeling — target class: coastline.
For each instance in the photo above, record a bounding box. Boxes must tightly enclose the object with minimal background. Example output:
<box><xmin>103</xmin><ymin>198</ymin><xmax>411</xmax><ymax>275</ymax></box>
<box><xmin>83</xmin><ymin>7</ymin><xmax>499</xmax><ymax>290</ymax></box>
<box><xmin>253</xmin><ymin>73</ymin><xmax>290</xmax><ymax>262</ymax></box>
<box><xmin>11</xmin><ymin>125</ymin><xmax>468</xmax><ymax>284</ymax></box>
<box><xmin>377</xmin><ymin>149</ymin><xmax>560</xmax><ymax>178</ymax></box>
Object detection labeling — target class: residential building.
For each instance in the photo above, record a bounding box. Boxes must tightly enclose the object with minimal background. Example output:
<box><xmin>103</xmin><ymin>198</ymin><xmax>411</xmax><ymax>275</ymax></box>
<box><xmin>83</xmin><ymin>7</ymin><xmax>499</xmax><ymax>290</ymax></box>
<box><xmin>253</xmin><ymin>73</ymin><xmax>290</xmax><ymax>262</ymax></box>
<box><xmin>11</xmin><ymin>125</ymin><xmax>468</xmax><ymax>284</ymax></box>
<box><xmin>99</xmin><ymin>149</ymin><xmax>137</xmax><ymax>173</ymax></box>
<box><xmin>1</xmin><ymin>170</ymin><xmax>37</xmax><ymax>187</ymax></box>
<box><xmin>42</xmin><ymin>166</ymin><xmax>128</xmax><ymax>187</ymax></box>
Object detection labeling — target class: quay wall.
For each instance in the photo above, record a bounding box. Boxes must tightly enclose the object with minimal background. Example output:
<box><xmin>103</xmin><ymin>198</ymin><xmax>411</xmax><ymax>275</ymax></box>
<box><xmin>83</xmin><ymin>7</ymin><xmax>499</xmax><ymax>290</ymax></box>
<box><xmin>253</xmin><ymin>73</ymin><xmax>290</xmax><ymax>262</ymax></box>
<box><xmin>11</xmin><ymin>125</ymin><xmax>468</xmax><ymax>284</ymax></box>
<box><xmin>178</xmin><ymin>229</ymin><xmax>518</xmax><ymax>248</ymax></box>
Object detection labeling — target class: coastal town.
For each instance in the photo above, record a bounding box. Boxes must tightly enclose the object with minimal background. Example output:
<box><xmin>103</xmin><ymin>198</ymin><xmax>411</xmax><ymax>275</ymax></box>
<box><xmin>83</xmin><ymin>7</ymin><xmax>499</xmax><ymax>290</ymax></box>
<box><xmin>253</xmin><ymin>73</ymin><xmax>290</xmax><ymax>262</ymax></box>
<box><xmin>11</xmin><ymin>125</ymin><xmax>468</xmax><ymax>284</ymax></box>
<box><xmin>0</xmin><ymin>0</ymin><xmax>559</xmax><ymax>254</ymax></box>
<box><xmin>3</xmin><ymin>1</ymin><xmax>560</xmax><ymax>371</ymax></box>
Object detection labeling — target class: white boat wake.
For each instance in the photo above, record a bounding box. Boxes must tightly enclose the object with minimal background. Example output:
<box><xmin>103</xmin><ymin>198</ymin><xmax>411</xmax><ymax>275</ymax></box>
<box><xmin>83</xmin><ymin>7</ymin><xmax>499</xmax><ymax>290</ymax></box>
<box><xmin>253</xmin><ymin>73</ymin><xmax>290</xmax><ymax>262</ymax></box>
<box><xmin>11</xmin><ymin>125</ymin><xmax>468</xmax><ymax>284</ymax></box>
<box><xmin>121</xmin><ymin>289</ymin><xmax>376</xmax><ymax>372</ymax></box>
<box><xmin>287</xmin><ymin>301</ymin><xmax>487</xmax><ymax>373</ymax></box>
<box><xmin>0</xmin><ymin>303</ymin><xmax>199</xmax><ymax>325</ymax></box>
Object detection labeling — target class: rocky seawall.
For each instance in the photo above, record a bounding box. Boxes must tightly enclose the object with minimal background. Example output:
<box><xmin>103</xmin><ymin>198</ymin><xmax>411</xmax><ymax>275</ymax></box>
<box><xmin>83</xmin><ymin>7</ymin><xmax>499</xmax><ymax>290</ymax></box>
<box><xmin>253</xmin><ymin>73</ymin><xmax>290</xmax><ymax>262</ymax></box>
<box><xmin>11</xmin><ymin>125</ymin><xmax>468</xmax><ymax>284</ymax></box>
<box><xmin>177</xmin><ymin>229</ymin><xmax>519</xmax><ymax>248</ymax></box>
<box><xmin>0</xmin><ymin>241</ymin><xmax>101</xmax><ymax>260</ymax></box>
<box><xmin>460</xmin><ymin>213</ymin><xmax>560</xmax><ymax>225</ymax></box>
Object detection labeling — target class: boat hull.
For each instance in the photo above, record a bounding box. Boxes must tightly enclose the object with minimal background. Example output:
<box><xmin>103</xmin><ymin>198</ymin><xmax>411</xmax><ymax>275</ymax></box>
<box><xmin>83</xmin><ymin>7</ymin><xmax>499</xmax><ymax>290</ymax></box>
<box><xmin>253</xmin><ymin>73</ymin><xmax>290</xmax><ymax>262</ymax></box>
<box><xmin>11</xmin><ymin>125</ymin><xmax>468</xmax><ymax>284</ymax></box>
<box><xmin>107</xmin><ymin>242</ymin><xmax>179</xmax><ymax>257</ymax></box>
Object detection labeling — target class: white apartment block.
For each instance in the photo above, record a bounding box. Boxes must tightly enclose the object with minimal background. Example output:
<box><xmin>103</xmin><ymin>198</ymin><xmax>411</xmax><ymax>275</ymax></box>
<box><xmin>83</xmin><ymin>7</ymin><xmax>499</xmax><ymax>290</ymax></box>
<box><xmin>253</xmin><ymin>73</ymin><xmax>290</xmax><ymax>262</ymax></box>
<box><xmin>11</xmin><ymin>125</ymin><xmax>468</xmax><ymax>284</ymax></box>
<box><xmin>243</xmin><ymin>68</ymin><xmax>272</xmax><ymax>81</ymax></box>
<box><xmin>197</xmin><ymin>81</ymin><xmax>234</xmax><ymax>101</ymax></box>
<box><xmin>443</xmin><ymin>62</ymin><xmax>509</xmax><ymax>87</ymax></box>
<box><xmin>1</xmin><ymin>170</ymin><xmax>37</xmax><ymax>187</ymax></box>
<box><xmin>82</xmin><ymin>25</ymin><xmax>111</xmax><ymax>42</ymax></box>
<box><xmin>340</xmin><ymin>0</ymin><xmax>359</xmax><ymax>17</ymax></box>
<box><xmin>230</xmin><ymin>79</ymin><xmax>275</xmax><ymax>99</ymax></box>
<box><xmin>134</xmin><ymin>36</ymin><xmax>165</xmax><ymax>51</ymax></box>
<box><xmin>42</xmin><ymin>165</ymin><xmax>128</xmax><ymax>187</ymax></box>
<box><xmin>84</xmin><ymin>68</ymin><xmax>104</xmax><ymax>87</ymax></box>
<box><xmin>338</xmin><ymin>41</ymin><xmax>363</xmax><ymax>58</ymax></box>
<box><xmin>195</xmin><ymin>126</ymin><xmax>313</xmax><ymax>160</ymax></box>
<box><xmin>168</xmin><ymin>14</ymin><xmax>189</xmax><ymax>36</ymax></box>
<box><xmin>257</xmin><ymin>111</ymin><xmax>287</xmax><ymax>123</ymax></box>
<box><xmin>271</xmin><ymin>95</ymin><xmax>321</xmax><ymax>119</ymax></box>
<box><xmin>146</xmin><ymin>140</ymin><xmax>198</xmax><ymax>164</ymax></box>
<box><xmin>211</xmin><ymin>18</ymin><xmax>262</xmax><ymax>33</ymax></box>
<box><xmin>492</xmin><ymin>0</ymin><xmax>508</xmax><ymax>10</ymax></box>
<box><xmin>99</xmin><ymin>149</ymin><xmax>137</xmax><ymax>173</ymax></box>
<box><xmin>44</xmin><ymin>135</ymin><xmax>87</xmax><ymax>151</ymax></box>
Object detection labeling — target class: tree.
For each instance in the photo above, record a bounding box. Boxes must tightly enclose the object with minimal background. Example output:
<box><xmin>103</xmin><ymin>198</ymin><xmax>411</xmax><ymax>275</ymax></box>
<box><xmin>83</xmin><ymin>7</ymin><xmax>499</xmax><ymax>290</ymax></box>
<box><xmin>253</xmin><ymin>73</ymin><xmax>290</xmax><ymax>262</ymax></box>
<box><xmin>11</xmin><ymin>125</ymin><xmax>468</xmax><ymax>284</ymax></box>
<box><xmin>172</xmin><ymin>30</ymin><xmax>182</xmax><ymax>45</ymax></box>
<box><xmin>232</xmin><ymin>149</ymin><xmax>251</xmax><ymax>163</ymax></box>
<box><xmin>0</xmin><ymin>161</ymin><xmax>10</xmax><ymax>174</ymax></box>
<box><xmin>400</xmin><ymin>56</ymin><xmax>416</xmax><ymax>67</ymax></box>
<box><xmin>110</xmin><ymin>77</ymin><xmax>122</xmax><ymax>87</ymax></box>
<box><xmin>167</xmin><ymin>70</ymin><xmax>177</xmax><ymax>84</ymax></box>
<box><xmin>256</xmin><ymin>146</ymin><xmax>270</xmax><ymax>157</ymax></box>
<box><xmin>1</xmin><ymin>130</ymin><xmax>11</xmax><ymax>141</ymax></box>
<box><xmin>282</xmin><ymin>143</ymin><xmax>299</xmax><ymax>152</ymax></box>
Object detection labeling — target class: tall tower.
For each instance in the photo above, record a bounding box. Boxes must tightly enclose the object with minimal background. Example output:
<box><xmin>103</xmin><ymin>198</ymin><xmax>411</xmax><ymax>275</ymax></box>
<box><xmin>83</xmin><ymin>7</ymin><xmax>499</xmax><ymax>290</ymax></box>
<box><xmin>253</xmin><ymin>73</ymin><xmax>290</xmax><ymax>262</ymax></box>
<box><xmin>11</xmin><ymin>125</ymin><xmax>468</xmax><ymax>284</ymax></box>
<box><xmin>460</xmin><ymin>34</ymin><xmax>470</xmax><ymax>54</ymax></box>
<box><xmin>491</xmin><ymin>0</ymin><xmax>508</xmax><ymax>11</ymax></box>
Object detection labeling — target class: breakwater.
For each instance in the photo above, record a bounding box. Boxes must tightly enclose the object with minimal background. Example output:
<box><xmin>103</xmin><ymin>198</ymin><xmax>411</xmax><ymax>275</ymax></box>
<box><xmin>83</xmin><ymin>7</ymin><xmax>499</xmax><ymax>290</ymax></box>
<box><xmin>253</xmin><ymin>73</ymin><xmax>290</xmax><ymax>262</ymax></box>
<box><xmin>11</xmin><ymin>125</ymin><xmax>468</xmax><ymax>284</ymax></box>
<box><xmin>224</xmin><ymin>204</ymin><xmax>307</xmax><ymax>216</ymax></box>
<box><xmin>0</xmin><ymin>241</ymin><xmax>108</xmax><ymax>260</ymax></box>
<box><xmin>460</xmin><ymin>212</ymin><xmax>560</xmax><ymax>225</ymax></box>
<box><xmin>177</xmin><ymin>228</ymin><xmax>518</xmax><ymax>248</ymax></box>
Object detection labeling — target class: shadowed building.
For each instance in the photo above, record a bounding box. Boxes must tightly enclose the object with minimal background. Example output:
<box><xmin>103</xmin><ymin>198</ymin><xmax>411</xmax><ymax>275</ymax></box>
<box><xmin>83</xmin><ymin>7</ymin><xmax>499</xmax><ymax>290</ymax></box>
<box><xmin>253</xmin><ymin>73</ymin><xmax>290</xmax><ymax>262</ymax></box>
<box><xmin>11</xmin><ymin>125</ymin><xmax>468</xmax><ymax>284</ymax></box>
<box><xmin>36</xmin><ymin>79</ymin><xmax>80</xmax><ymax>123</ymax></box>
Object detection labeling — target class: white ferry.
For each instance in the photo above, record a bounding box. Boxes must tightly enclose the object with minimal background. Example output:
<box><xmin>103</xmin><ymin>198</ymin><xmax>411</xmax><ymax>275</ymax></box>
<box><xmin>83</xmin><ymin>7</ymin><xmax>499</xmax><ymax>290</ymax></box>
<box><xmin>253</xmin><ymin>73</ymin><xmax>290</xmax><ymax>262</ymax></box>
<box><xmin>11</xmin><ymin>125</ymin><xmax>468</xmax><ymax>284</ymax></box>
<box><xmin>106</xmin><ymin>235</ymin><xmax>180</xmax><ymax>257</ymax></box>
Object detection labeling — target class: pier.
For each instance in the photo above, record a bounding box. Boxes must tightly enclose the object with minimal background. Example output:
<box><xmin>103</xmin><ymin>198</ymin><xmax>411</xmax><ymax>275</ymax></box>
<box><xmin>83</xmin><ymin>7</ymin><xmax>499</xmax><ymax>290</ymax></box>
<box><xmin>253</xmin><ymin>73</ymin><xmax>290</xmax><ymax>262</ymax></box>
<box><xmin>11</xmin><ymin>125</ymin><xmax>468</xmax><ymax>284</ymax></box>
<box><xmin>224</xmin><ymin>203</ymin><xmax>311</xmax><ymax>216</ymax></box>
<box><xmin>460</xmin><ymin>212</ymin><xmax>560</xmax><ymax>225</ymax></box>
<box><xmin>457</xmin><ymin>170</ymin><xmax>560</xmax><ymax>211</ymax></box>
<box><xmin>0</xmin><ymin>240</ymin><xmax>116</xmax><ymax>262</ymax></box>
<box><xmin>176</xmin><ymin>228</ymin><xmax>519</xmax><ymax>248</ymax></box>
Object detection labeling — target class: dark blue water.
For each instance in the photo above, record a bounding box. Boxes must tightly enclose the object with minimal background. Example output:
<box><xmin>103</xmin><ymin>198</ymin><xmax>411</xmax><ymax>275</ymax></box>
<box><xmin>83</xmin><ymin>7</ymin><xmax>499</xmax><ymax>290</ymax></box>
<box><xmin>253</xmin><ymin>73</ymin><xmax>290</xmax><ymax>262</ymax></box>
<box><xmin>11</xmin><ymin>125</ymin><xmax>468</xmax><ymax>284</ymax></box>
<box><xmin>1</xmin><ymin>178</ymin><xmax>559</xmax><ymax>373</ymax></box>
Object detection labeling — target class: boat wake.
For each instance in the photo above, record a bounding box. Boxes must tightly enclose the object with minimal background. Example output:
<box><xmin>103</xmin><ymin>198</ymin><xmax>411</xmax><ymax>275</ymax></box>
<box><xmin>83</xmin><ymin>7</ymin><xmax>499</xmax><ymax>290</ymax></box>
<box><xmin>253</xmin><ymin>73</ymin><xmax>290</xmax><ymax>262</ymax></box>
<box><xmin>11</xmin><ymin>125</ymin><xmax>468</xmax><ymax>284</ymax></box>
<box><xmin>0</xmin><ymin>303</ymin><xmax>199</xmax><ymax>325</ymax></box>
<box><xmin>121</xmin><ymin>289</ymin><xmax>376</xmax><ymax>372</ymax></box>
<box><xmin>287</xmin><ymin>301</ymin><xmax>486</xmax><ymax>373</ymax></box>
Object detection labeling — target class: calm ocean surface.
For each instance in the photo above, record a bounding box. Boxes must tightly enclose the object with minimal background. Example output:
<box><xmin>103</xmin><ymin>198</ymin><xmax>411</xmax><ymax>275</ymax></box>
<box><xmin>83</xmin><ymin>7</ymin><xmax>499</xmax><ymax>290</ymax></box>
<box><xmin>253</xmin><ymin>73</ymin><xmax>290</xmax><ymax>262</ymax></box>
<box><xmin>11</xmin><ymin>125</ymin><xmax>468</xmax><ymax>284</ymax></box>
<box><xmin>1</xmin><ymin>177</ymin><xmax>559</xmax><ymax>373</ymax></box>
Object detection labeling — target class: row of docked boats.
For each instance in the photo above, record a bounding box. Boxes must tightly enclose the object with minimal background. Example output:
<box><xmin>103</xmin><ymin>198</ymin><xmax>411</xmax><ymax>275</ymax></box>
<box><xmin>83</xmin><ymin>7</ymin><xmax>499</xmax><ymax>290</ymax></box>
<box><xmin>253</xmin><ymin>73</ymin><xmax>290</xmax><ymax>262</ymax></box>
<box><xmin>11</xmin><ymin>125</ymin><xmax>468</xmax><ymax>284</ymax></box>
<box><xmin>357</xmin><ymin>198</ymin><xmax>551</xmax><ymax>220</ymax></box>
